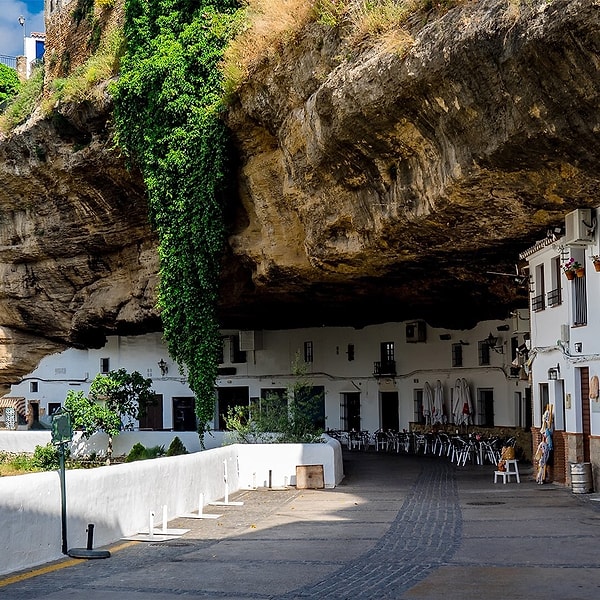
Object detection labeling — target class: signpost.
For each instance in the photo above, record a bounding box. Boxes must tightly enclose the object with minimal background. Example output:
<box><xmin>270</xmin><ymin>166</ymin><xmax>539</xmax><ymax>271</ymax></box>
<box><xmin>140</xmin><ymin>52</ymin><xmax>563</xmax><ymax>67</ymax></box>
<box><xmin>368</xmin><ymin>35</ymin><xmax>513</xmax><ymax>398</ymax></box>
<box><xmin>51</xmin><ymin>409</ymin><xmax>72</xmax><ymax>555</ymax></box>
<box><xmin>51</xmin><ymin>408</ymin><xmax>111</xmax><ymax>559</ymax></box>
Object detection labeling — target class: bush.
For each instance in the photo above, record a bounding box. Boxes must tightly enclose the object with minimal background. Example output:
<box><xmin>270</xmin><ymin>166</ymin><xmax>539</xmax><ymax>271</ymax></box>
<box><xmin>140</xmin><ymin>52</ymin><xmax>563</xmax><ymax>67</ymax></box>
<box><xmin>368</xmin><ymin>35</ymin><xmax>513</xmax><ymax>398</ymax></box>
<box><xmin>126</xmin><ymin>442</ymin><xmax>166</xmax><ymax>462</ymax></box>
<box><xmin>126</xmin><ymin>442</ymin><xmax>148</xmax><ymax>462</ymax></box>
<box><xmin>31</xmin><ymin>443</ymin><xmax>64</xmax><ymax>471</ymax></box>
<box><xmin>166</xmin><ymin>436</ymin><xmax>188</xmax><ymax>456</ymax></box>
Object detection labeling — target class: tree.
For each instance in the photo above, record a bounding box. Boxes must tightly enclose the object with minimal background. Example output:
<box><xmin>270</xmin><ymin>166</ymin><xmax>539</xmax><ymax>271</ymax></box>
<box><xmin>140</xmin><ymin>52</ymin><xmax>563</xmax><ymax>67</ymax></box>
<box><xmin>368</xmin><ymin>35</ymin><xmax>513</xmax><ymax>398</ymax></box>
<box><xmin>224</xmin><ymin>355</ymin><xmax>325</xmax><ymax>444</ymax></box>
<box><xmin>64</xmin><ymin>390</ymin><xmax>122</xmax><ymax>463</ymax></box>
<box><xmin>65</xmin><ymin>369</ymin><xmax>156</xmax><ymax>463</ymax></box>
<box><xmin>0</xmin><ymin>64</ymin><xmax>20</xmax><ymax>110</ymax></box>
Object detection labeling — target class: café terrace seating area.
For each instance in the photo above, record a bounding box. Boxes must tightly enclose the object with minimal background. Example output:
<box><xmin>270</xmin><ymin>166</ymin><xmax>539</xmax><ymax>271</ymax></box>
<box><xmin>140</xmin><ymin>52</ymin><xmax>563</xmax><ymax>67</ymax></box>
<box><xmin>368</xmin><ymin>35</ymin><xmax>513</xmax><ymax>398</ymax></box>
<box><xmin>328</xmin><ymin>429</ymin><xmax>520</xmax><ymax>467</ymax></box>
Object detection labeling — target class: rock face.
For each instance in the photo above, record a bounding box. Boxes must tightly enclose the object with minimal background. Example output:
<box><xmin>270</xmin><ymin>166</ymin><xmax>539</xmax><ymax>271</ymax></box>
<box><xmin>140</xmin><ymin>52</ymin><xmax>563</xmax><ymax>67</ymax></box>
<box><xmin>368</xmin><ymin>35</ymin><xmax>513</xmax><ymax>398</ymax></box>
<box><xmin>0</xmin><ymin>92</ymin><xmax>160</xmax><ymax>388</ymax></box>
<box><xmin>223</xmin><ymin>0</ymin><xmax>600</xmax><ymax>329</ymax></box>
<box><xmin>1</xmin><ymin>0</ymin><xmax>599</xmax><ymax>385</ymax></box>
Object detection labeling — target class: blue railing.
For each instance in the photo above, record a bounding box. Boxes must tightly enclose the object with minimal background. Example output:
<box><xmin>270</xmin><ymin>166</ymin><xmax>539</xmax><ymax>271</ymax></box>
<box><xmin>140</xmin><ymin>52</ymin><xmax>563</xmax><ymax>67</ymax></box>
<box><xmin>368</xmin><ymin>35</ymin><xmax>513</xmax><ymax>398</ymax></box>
<box><xmin>0</xmin><ymin>54</ymin><xmax>17</xmax><ymax>69</ymax></box>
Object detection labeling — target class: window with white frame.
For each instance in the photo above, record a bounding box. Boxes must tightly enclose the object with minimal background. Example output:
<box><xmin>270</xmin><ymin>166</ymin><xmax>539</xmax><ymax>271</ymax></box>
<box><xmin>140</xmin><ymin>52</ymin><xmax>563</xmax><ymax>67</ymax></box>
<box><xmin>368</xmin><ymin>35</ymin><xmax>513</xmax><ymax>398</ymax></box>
<box><xmin>547</xmin><ymin>256</ymin><xmax>562</xmax><ymax>307</ymax></box>
<box><xmin>304</xmin><ymin>341</ymin><xmax>313</xmax><ymax>363</ymax></box>
<box><xmin>532</xmin><ymin>264</ymin><xmax>545</xmax><ymax>312</ymax></box>
<box><xmin>451</xmin><ymin>344</ymin><xmax>463</xmax><ymax>367</ymax></box>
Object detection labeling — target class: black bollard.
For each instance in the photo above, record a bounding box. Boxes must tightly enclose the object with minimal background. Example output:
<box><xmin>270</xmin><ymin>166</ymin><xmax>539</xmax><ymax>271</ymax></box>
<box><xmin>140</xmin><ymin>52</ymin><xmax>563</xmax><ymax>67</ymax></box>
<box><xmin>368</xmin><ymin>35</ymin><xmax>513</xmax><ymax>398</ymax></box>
<box><xmin>67</xmin><ymin>523</ymin><xmax>111</xmax><ymax>559</ymax></box>
<box><xmin>86</xmin><ymin>524</ymin><xmax>95</xmax><ymax>550</ymax></box>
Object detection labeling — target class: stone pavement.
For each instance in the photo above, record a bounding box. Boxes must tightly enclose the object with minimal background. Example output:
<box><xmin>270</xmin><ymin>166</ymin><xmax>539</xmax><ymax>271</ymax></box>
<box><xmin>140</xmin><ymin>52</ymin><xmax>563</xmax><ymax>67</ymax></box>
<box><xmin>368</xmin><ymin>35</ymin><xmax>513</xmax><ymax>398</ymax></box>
<box><xmin>2</xmin><ymin>450</ymin><xmax>600</xmax><ymax>599</ymax></box>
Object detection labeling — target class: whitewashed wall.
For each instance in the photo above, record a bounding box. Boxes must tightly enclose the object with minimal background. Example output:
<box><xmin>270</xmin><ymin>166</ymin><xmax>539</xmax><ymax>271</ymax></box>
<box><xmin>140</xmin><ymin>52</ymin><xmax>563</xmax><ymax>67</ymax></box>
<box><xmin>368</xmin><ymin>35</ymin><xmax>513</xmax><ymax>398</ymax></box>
<box><xmin>3</xmin><ymin>317</ymin><xmax>530</xmax><ymax>435</ymax></box>
<box><xmin>0</xmin><ymin>437</ymin><xmax>343</xmax><ymax>577</ymax></box>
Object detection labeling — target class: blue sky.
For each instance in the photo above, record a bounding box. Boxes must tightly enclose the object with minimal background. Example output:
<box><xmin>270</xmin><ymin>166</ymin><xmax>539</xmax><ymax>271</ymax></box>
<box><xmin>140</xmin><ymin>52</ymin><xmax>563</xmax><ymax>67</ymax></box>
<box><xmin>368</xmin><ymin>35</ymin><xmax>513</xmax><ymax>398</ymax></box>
<box><xmin>0</xmin><ymin>0</ymin><xmax>45</xmax><ymax>58</ymax></box>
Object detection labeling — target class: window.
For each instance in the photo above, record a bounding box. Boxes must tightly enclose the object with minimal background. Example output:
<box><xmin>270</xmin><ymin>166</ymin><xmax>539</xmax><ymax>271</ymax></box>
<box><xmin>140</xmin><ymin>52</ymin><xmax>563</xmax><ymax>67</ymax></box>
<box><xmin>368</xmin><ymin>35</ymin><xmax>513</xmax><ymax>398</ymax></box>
<box><xmin>100</xmin><ymin>358</ymin><xmax>110</xmax><ymax>373</ymax></box>
<box><xmin>347</xmin><ymin>344</ymin><xmax>355</xmax><ymax>361</ymax></box>
<box><xmin>48</xmin><ymin>403</ymin><xmax>61</xmax><ymax>416</ymax></box>
<box><xmin>414</xmin><ymin>389</ymin><xmax>424</xmax><ymax>424</ymax></box>
<box><xmin>531</xmin><ymin>264</ymin><xmax>545</xmax><ymax>312</ymax></box>
<box><xmin>478</xmin><ymin>341</ymin><xmax>490</xmax><ymax>366</ymax></box>
<box><xmin>229</xmin><ymin>335</ymin><xmax>247</xmax><ymax>364</ymax></box>
<box><xmin>29</xmin><ymin>381</ymin><xmax>39</xmax><ymax>393</ymax></box>
<box><xmin>304</xmin><ymin>341</ymin><xmax>313</xmax><ymax>363</ymax></box>
<box><xmin>452</xmin><ymin>344</ymin><xmax>463</xmax><ymax>367</ymax></box>
<box><xmin>547</xmin><ymin>257</ymin><xmax>562</xmax><ymax>307</ymax></box>
<box><xmin>572</xmin><ymin>274</ymin><xmax>587</xmax><ymax>326</ymax></box>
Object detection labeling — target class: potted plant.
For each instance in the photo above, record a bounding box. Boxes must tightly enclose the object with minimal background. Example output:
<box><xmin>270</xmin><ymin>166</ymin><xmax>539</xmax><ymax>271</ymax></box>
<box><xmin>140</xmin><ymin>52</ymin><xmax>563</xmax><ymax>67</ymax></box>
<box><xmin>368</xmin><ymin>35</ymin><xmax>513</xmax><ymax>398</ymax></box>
<box><xmin>590</xmin><ymin>255</ymin><xmax>600</xmax><ymax>272</ymax></box>
<box><xmin>563</xmin><ymin>258</ymin><xmax>584</xmax><ymax>279</ymax></box>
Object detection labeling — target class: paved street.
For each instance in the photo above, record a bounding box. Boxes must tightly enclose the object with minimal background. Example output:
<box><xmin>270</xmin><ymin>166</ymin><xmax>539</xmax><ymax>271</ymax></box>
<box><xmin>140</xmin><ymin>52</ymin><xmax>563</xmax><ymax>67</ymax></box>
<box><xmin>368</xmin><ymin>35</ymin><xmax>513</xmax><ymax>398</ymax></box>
<box><xmin>2</xmin><ymin>450</ymin><xmax>600</xmax><ymax>599</ymax></box>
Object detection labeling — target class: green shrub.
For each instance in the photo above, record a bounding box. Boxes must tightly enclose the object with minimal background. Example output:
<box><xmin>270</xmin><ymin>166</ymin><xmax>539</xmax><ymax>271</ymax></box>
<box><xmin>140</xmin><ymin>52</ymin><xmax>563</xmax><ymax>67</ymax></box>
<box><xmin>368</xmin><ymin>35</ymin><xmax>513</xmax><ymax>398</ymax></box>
<box><xmin>146</xmin><ymin>445</ymin><xmax>166</xmax><ymax>459</ymax></box>
<box><xmin>166</xmin><ymin>436</ymin><xmax>188</xmax><ymax>456</ymax></box>
<box><xmin>0</xmin><ymin>65</ymin><xmax>44</xmax><ymax>131</ymax></box>
<box><xmin>126</xmin><ymin>442</ymin><xmax>166</xmax><ymax>462</ymax></box>
<box><xmin>32</xmin><ymin>443</ymin><xmax>64</xmax><ymax>471</ymax></box>
<box><xmin>125</xmin><ymin>442</ymin><xmax>148</xmax><ymax>462</ymax></box>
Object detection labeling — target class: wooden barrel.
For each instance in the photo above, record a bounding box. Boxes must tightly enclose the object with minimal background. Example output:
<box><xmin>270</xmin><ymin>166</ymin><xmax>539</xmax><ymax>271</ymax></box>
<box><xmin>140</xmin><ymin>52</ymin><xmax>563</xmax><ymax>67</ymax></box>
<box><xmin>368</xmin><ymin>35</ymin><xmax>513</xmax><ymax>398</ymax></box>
<box><xmin>570</xmin><ymin>462</ymin><xmax>593</xmax><ymax>494</ymax></box>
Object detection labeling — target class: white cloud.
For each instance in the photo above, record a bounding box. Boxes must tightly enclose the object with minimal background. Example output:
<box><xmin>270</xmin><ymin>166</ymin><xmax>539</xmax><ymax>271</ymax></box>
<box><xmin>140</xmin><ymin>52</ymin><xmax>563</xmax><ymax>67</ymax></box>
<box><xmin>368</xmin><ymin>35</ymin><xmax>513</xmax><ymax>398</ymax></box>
<box><xmin>0</xmin><ymin>1</ymin><xmax>45</xmax><ymax>58</ymax></box>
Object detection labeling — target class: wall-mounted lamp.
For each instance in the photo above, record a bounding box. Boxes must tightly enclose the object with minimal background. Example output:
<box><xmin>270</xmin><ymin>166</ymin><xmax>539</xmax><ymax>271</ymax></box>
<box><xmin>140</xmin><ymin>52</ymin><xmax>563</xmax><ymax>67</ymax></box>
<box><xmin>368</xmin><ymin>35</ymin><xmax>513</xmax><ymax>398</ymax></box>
<box><xmin>575</xmin><ymin>342</ymin><xmax>582</xmax><ymax>353</ymax></box>
<box><xmin>157</xmin><ymin>358</ymin><xmax>168</xmax><ymax>376</ymax></box>
<box><xmin>439</xmin><ymin>334</ymin><xmax>451</xmax><ymax>341</ymax></box>
<box><xmin>459</xmin><ymin>340</ymin><xmax>469</xmax><ymax>346</ymax></box>
<box><xmin>485</xmin><ymin>332</ymin><xmax>504</xmax><ymax>354</ymax></box>
<box><xmin>548</xmin><ymin>364</ymin><xmax>560</xmax><ymax>380</ymax></box>
<box><xmin>496</xmin><ymin>324</ymin><xmax>510</xmax><ymax>331</ymax></box>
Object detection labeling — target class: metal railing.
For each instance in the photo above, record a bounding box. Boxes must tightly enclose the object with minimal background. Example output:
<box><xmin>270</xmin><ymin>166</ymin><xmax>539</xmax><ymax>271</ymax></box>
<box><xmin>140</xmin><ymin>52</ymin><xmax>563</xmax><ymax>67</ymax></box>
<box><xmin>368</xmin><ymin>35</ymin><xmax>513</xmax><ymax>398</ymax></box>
<box><xmin>0</xmin><ymin>54</ymin><xmax>17</xmax><ymax>69</ymax></box>
<box><xmin>373</xmin><ymin>360</ymin><xmax>396</xmax><ymax>377</ymax></box>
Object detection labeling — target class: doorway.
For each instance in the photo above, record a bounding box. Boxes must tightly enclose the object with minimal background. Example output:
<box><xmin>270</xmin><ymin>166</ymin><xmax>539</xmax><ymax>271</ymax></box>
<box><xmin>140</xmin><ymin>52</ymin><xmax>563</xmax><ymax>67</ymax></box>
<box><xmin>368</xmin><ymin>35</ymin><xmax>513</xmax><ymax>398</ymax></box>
<box><xmin>172</xmin><ymin>397</ymin><xmax>196</xmax><ymax>431</ymax></box>
<box><xmin>340</xmin><ymin>392</ymin><xmax>361</xmax><ymax>431</ymax></box>
<box><xmin>380</xmin><ymin>392</ymin><xmax>399</xmax><ymax>431</ymax></box>
<box><xmin>477</xmin><ymin>389</ymin><xmax>494</xmax><ymax>426</ymax></box>
<box><xmin>139</xmin><ymin>394</ymin><xmax>164</xmax><ymax>430</ymax></box>
<box><xmin>578</xmin><ymin>366</ymin><xmax>591</xmax><ymax>462</ymax></box>
<box><xmin>217</xmin><ymin>387</ymin><xmax>250</xmax><ymax>430</ymax></box>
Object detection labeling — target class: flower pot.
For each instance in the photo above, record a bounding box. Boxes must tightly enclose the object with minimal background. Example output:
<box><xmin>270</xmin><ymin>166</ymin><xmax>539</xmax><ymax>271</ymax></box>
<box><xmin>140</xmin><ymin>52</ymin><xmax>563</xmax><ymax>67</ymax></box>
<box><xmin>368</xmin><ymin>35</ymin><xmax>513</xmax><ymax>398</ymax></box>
<box><xmin>594</xmin><ymin>262</ymin><xmax>600</xmax><ymax>272</ymax></box>
<box><xmin>576</xmin><ymin>267</ymin><xmax>585</xmax><ymax>278</ymax></box>
<box><xmin>565</xmin><ymin>270</ymin><xmax>576</xmax><ymax>280</ymax></box>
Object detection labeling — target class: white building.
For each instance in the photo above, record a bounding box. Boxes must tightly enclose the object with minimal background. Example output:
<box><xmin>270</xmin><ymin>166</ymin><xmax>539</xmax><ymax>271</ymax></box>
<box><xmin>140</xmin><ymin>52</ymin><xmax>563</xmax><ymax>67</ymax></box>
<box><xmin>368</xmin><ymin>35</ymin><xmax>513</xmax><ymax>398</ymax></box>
<box><xmin>1</xmin><ymin>317</ymin><xmax>531</xmax><ymax>437</ymax></box>
<box><xmin>520</xmin><ymin>206</ymin><xmax>600</xmax><ymax>490</ymax></box>
<box><xmin>16</xmin><ymin>32</ymin><xmax>45</xmax><ymax>80</ymax></box>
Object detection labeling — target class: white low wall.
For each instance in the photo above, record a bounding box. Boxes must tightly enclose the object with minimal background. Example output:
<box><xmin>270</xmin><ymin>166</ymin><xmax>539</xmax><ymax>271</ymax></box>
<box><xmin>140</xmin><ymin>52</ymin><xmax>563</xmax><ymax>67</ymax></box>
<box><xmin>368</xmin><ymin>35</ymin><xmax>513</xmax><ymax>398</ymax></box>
<box><xmin>0</xmin><ymin>430</ymin><xmax>226</xmax><ymax>456</ymax></box>
<box><xmin>237</xmin><ymin>438</ymin><xmax>344</xmax><ymax>489</ymax></box>
<box><xmin>0</xmin><ymin>434</ymin><xmax>343</xmax><ymax>577</ymax></box>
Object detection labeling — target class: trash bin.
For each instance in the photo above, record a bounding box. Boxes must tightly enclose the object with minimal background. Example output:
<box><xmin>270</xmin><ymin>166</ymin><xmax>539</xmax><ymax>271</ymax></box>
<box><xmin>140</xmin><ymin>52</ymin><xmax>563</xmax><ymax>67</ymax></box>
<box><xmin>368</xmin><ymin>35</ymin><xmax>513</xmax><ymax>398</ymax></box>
<box><xmin>570</xmin><ymin>462</ymin><xmax>593</xmax><ymax>494</ymax></box>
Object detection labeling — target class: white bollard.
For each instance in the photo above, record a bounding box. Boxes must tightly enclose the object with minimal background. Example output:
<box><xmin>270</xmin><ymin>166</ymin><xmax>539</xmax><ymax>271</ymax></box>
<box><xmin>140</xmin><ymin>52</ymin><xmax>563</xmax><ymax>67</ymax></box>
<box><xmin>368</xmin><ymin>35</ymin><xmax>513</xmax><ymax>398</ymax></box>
<box><xmin>162</xmin><ymin>505</ymin><xmax>168</xmax><ymax>533</ymax></box>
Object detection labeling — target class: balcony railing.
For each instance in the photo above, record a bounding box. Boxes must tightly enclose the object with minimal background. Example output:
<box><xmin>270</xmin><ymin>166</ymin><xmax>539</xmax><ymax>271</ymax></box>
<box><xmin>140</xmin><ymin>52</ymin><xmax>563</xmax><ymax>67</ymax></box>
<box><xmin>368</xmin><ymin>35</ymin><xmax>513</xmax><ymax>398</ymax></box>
<box><xmin>373</xmin><ymin>360</ymin><xmax>396</xmax><ymax>377</ymax></box>
<box><xmin>531</xmin><ymin>293</ymin><xmax>545</xmax><ymax>312</ymax></box>
<box><xmin>547</xmin><ymin>287</ymin><xmax>562</xmax><ymax>307</ymax></box>
<box><xmin>0</xmin><ymin>54</ymin><xmax>17</xmax><ymax>69</ymax></box>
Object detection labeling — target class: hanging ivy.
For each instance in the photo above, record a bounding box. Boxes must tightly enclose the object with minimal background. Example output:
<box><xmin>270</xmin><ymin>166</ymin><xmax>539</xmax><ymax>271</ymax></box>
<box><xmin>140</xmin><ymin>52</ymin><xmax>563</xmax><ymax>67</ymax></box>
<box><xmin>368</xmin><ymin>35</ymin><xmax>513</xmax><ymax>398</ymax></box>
<box><xmin>111</xmin><ymin>0</ymin><xmax>243</xmax><ymax>440</ymax></box>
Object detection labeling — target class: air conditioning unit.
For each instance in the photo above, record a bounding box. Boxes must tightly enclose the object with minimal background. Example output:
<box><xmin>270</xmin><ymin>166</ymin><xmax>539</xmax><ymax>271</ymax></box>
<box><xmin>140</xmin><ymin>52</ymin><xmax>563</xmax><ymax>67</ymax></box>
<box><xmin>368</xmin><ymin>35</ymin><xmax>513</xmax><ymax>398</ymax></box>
<box><xmin>405</xmin><ymin>321</ymin><xmax>426</xmax><ymax>343</ymax></box>
<box><xmin>564</xmin><ymin>208</ymin><xmax>594</xmax><ymax>245</ymax></box>
<box><xmin>239</xmin><ymin>330</ymin><xmax>263</xmax><ymax>351</ymax></box>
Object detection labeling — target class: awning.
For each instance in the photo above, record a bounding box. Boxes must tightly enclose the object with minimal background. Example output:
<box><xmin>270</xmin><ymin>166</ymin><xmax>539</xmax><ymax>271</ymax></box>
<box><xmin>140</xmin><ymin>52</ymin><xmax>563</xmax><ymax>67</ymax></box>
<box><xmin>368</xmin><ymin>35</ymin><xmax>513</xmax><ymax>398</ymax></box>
<box><xmin>0</xmin><ymin>397</ymin><xmax>27</xmax><ymax>417</ymax></box>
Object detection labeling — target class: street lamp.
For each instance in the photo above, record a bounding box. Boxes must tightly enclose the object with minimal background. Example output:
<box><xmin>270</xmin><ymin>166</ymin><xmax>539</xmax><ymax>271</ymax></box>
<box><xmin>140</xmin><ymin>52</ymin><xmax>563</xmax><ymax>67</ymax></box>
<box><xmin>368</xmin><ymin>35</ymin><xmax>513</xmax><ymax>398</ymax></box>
<box><xmin>18</xmin><ymin>15</ymin><xmax>25</xmax><ymax>36</ymax></box>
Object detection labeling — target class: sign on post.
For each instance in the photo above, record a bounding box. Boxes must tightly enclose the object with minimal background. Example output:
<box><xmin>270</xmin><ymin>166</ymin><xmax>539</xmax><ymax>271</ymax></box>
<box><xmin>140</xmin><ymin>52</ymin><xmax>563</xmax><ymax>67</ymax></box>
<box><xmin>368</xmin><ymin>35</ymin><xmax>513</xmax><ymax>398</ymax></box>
<box><xmin>51</xmin><ymin>408</ymin><xmax>72</xmax><ymax>445</ymax></box>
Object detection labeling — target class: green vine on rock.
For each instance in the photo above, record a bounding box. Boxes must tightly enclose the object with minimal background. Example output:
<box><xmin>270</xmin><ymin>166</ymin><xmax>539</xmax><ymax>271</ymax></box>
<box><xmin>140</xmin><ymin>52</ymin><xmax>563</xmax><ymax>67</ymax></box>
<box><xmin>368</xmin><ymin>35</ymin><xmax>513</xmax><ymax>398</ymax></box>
<box><xmin>112</xmin><ymin>0</ymin><xmax>243</xmax><ymax>442</ymax></box>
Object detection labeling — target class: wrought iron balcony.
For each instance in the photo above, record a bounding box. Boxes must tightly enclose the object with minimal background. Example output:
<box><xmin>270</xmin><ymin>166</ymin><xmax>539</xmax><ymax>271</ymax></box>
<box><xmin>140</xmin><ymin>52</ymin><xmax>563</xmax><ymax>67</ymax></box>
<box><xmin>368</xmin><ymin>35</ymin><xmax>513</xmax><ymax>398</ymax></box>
<box><xmin>373</xmin><ymin>360</ymin><xmax>396</xmax><ymax>377</ymax></box>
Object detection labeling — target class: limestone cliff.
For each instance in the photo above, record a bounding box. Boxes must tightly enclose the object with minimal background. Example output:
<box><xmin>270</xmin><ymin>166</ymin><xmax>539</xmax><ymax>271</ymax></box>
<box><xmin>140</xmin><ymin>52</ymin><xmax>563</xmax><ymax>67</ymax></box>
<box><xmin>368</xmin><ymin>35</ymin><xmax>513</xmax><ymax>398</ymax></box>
<box><xmin>1</xmin><ymin>0</ymin><xmax>599</xmax><ymax>386</ymax></box>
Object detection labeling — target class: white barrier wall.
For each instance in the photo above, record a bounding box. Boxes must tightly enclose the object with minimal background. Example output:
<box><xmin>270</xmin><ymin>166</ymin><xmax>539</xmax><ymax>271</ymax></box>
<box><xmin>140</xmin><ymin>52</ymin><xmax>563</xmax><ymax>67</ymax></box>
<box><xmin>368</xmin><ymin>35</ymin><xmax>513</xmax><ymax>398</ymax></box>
<box><xmin>0</xmin><ymin>430</ymin><xmax>225</xmax><ymax>456</ymax></box>
<box><xmin>237</xmin><ymin>438</ymin><xmax>343</xmax><ymax>489</ymax></box>
<box><xmin>0</xmin><ymin>436</ymin><xmax>343</xmax><ymax>577</ymax></box>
